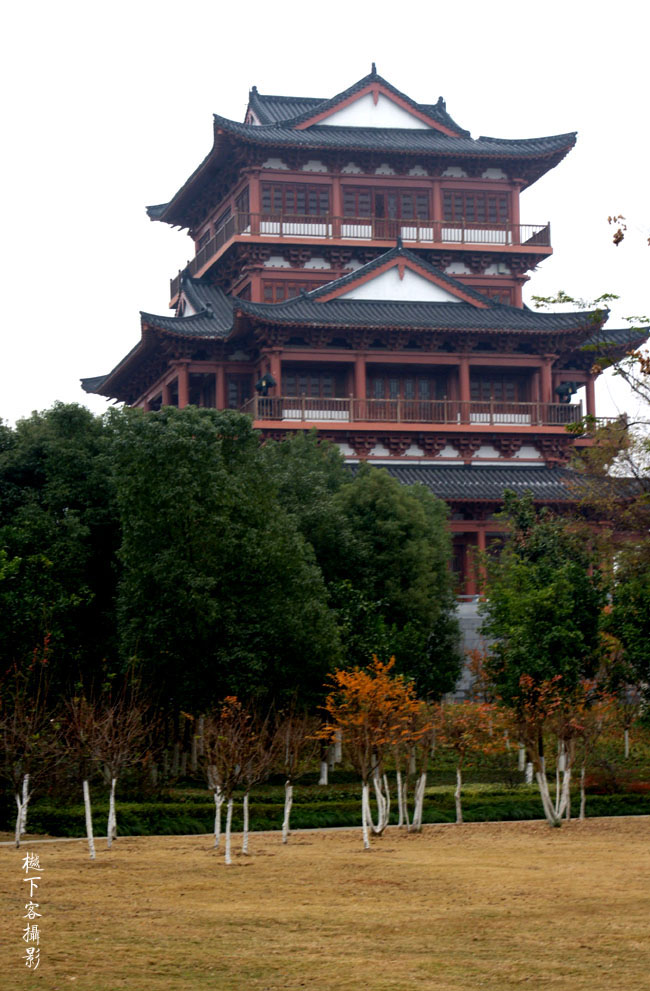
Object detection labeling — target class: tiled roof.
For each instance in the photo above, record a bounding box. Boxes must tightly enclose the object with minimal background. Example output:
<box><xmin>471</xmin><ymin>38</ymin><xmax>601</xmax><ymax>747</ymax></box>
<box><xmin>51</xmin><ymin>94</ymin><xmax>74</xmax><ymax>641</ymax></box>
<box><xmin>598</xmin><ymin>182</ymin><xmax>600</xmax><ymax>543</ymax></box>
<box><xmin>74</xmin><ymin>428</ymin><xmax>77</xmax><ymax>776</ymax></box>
<box><xmin>306</xmin><ymin>245</ymin><xmax>494</xmax><ymax>305</ymax></box>
<box><xmin>584</xmin><ymin>326</ymin><xmax>649</xmax><ymax>351</ymax></box>
<box><xmin>248</xmin><ymin>70</ymin><xmax>470</xmax><ymax>136</ymax></box>
<box><xmin>381</xmin><ymin>464</ymin><xmax>582</xmax><ymax>502</ymax></box>
<box><xmin>237</xmin><ymin>294</ymin><xmax>598</xmax><ymax>333</ymax></box>
<box><xmin>212</xmin><ymin>114</ymin><xmax>576</xmax><ymax>161</ymax></box>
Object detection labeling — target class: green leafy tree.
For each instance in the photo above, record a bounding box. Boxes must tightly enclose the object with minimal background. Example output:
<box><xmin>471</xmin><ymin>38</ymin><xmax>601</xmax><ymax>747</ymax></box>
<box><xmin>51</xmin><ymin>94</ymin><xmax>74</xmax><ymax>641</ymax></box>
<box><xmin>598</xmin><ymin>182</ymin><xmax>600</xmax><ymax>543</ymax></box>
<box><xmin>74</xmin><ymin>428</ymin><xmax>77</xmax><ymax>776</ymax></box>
<box><xmin>0</xmin><ymin>404</ymin><xmax>118</xmax><ymax>686</ymax></box>
<box><xmin>109</xmin><ymin>407</ymin><xmax>340</xmax><ymax>710</ymax></box>
<box><xmin>481</xmin><ymin>490</ymin><xmax>605</xmax><ymax>705</ymax></box>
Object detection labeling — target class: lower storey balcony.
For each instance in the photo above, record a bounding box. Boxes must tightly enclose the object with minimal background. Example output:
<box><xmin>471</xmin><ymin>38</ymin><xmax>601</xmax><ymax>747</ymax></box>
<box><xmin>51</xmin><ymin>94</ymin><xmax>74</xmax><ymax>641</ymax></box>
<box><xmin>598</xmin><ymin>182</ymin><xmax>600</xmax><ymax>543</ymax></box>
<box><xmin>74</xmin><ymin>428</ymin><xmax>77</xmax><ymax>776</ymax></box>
<box><xmin>242</xmin><ymin>396</ymin><xmax>582</xmax><ymax>428</ymax></box>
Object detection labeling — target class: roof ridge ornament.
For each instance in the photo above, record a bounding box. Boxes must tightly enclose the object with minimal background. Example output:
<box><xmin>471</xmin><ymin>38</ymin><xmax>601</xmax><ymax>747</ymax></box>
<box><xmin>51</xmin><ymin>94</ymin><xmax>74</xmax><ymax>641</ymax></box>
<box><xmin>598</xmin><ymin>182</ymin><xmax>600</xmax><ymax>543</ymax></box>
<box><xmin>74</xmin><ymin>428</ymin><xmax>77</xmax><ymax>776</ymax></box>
<box><xmin>371</xmin><ymin>62</ymin><xmax>377</xmax><ymax>77</ymax></box>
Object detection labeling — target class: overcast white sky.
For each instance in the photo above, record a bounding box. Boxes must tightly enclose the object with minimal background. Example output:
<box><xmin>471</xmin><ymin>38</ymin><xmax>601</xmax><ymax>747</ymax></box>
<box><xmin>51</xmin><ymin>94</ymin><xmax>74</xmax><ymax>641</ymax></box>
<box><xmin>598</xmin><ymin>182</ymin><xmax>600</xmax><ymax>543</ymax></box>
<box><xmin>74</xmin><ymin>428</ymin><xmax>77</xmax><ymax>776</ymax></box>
<box><xmin>1</xmin><ymin>0</ymin><xmax>648</xmax><ymax>426</ymax></box>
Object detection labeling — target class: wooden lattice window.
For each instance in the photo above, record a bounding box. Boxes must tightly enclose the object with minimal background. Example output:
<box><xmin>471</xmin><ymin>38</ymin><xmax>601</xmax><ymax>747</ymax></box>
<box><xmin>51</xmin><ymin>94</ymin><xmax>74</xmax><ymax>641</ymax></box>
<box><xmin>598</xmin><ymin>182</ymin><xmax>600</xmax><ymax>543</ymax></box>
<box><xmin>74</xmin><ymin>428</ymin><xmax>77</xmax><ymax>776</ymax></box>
<box><xmin>343</xmin><ymin>187</ymin><xmax>429</xmax><ymax>220</ymax></box>
<box><xmin>262</xmin><ymin>280</ymin><xmax>329</xmax><ymax>302</ymax></box>
<box><xmin>442</xmin><ymin>191</ymin><xmax>509</xmax><ymax>224</ymax></box>
<box><xmin>261</xmin><ymin>183</ymin><xmax>330</xmax><ymax>216</ymax></box>
<box><xmin>470</xmin><ymin>374</ymin><xmax>523</xmax><ymax>403</ymax></box>
<box><xmin>283</xmin><ymin>369</ymin><xmax>347</xmax><ymax>398</ymax></box>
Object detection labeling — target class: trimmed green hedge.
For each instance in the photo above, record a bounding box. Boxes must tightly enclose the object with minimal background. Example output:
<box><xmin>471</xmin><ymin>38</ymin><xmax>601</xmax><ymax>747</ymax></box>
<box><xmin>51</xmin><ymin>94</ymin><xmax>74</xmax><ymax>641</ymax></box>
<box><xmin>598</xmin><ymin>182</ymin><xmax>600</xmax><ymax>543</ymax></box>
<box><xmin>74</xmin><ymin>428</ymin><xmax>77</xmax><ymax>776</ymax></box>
<box><xmin>19</xmin><ymin>788</ymin><xmax>650</xmax><ymax>838</ymax></box>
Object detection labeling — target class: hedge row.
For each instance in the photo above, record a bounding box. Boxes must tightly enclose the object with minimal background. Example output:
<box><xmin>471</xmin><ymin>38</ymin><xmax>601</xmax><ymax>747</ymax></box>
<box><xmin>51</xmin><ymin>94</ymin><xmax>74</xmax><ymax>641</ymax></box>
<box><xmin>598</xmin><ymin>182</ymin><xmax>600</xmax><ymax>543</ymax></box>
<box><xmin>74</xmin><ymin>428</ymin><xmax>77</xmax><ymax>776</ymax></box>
<box><xmin>19</xmin><ymin>791</ymin><xmax>650</xmax><ymax>838</ymax></box>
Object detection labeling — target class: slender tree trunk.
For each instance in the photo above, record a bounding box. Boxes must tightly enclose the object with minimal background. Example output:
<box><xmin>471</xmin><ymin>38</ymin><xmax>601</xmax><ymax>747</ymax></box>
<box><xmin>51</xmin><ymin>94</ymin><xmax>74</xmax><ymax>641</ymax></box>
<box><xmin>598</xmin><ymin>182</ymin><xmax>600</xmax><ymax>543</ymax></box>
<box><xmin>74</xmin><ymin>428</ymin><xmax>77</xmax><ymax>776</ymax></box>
<box><xmin>369</xmin><ymin>766</ymin><xmax>389</xmax><ymax>834</ymax></box>
<box><xmin>409</xmin><ymin>772</ymin><xmax>427</xmax><ymax>832</ymax></box>
<box><xmin>224</xmin><ymin>797</ymin><xmax>233</xmax><ymax>865</ymax></box>
<box><xmin>242</xmin><ymin>792</ymin><xmax>250</xmax><ymax>854</ymax></box>
<box><xmin>318</xmin><ymin>760</ymin><xmax>328</xmax><ymax>785</ymax></box>
<box><xmin>83</xmin><ymin>779</ymin><xmax>96</xmax><ymax>859</ymax></box>
<box><xmin>14</xmin><ymin>794</ymin><xmax>24</xmax><ymax>848</ymax></box>
<box><xmin>624</xmin><ymin>729</ymin><xmax>630</xmax><ymax>759</ymax></box>
<box><xmin>525</xmin><ymin>761</ymin><xmax>533</xmax><ymax>784</ymax></box>
<box><xmin>454</xmin><ymin>766</ymin><xmax>463</xmax><ymax>824</ymax></box>
<box><xmin>213</xmin><ymin>787</ymin><xmax>223</xmax><ymax>848</ymax></box>
<box><xmin>333</xmin><ymin>730</ymin><xmax>342</xmax><ymax>764</ymax></box>
<box><xmin>401</xmin><ymin>774</ymin><xmax>410</xmax><ymax>828</ymax></box>
<box><xmin>107</xmin><ymin>777</ymin><xmax>117</xmax><ymax>849</ymax></box>
<box><xmin>191</xmin><ymin>734</ymin><xmax>198</xmax><ymax>774</ymax></box>
<box><xmin>282</xmin><ymin>780</ymin><xmax>293</xmax><ymax>844</ymax></box>
<box><xmin>361</xmin><ymin>782</ymin><xmax>370</xmax><ymax>850</ymax></box>
<box><xmin>171</xmin><ymin>743</ymin><xmax>180</xmax><ymax>777</ymax></box>
<box><xmin>20</xmin><ymin>774</ymin><xmax>30</xmax><ymax>835</ymax></box>
<box><xmin>396</xmin><ymin>770</ymin><xmax>403</xmax><ymax>826</ymax></box>
<box><xmin>535</xmin><ymin>770</ymin><xmax>562</xmax><ymax>827</ymax></box>
<box><xmin>579</xmin><ymin>764</ymin><xmax>586</xmax><ymax>820</ymax></box>
<box><xmin>518</xmin><ymin>744</ymin><xmax>526</xmax><ymax>772</ymax></box>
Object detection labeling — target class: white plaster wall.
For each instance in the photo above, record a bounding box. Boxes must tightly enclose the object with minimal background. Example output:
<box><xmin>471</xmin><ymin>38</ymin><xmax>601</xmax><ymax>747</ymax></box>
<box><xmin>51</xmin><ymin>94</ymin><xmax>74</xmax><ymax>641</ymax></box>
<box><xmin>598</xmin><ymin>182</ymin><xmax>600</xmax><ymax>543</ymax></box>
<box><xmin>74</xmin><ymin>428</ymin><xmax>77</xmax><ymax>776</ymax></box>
<box><xmin>301</xmin><ymin>160</ymin><xmax>328</xmax><ymax>173</ymax></box>
<box><xmin>261</xmin><ymin>157</ymin><xmax>289</xmax><ymax>170</ymax></box>
<box><xmin>513</xmin><ymin>445</ymin><xmax>542</xmax><ymax>460</ymax></box>
<box><xmin>482</xmin><ymin>168</ymin><xmax>508</xmax><ymax>180</ymax></box>
<box><xmin>404</xmin><ymin>443</ymin><xmax>425</xmax><ymax>457</ymax></box>
<box><xmin>319</xmin><ymin>92</ymin><xmax>432</xmax><ymax>129</ymax></box>
<box><xmin>474</xmin><ymin>444</ymin><xmax>501</xmax><ymax>459</ymax></box>
<box><xmin>340</xmin><ymin>265</ymin><xmax>461</xmax><ymax>302</ymax></box>
<box><xmin>341</xmin><ymin>161</ymin><xmax>363</xmax><ymax>174</ymax></box>
<box><xmin>368</xmin><ymin>442</ymin><xmax>390</xmax><ymax>456</ymax></box>
<box><xmin>441</xmin><ymin>165</ymin><xmax>467</xmax><ymax>177</ymax></box>
<box><xmin>438</xmin><ymin>445</ymin><xmax>459</xmax><ymax>459</ymax></box>
<box><xmin>304</xmin><ymin>256</ymin><xmax>331</xmax><ymax>269</ymax></box>
<box><xmin>408</xmin><ymin>164</ymin><xmax>428</xmax><ymax>176</ymax></box>
<box><xmin>336</xmin><ymin>442</ymin><xmax>355</xmax><ymax>456</ymax></box>
<box><xmin>343</xmin><ymin>259</ymin><xmax>363</xmax><ymax>271</ymax></box>
<box><xmin>483</xmin><ymin>262</ymin><xmax>511</xmax><ymax>275</ymax></box>
<box><xmin>263</xmin><ymin>255</ymin><xmax>291</xmax><ymax>268</ymax></box>
<box><xmin>374</xmin><ymin>163</ymin><xmax>396</xmax><ymax>175</ymax></box>
<box><xmin>446</xmin><ymin>261</ymin><xmax>472</xmax><ymax>275</ymax></box>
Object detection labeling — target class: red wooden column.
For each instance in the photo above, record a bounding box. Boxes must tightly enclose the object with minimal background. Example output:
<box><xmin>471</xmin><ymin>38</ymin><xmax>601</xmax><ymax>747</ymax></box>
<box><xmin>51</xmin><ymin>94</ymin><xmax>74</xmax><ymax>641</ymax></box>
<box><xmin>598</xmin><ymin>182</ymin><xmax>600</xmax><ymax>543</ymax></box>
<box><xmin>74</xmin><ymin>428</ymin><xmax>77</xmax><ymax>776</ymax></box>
<box><xmin>476</xmin><ymin>525</ymin><xmax>487</xmax><ymax>594</ymax></box>
<box><xmin>432</xmin><ymin>179</ymin><xmax>442</xmax><ymax>241</ymax></box>
<box><xmin>215</xmin><ymin>365</ymin><xmax>226</xmax><ymax>409</ymax></box>
<box><xmin>464</xmin><ymin>535</ymin><xmax>477</xmax><ymax>597</ymax></box>
<box><xmin>510</xmin><ymin>180</ymin><xmax>523</xmax><ymax>245</ymax></box>
<box><xmin>331</xmin><ymin>174</ymin><xmax>342</xmax><ymax>238</ymax></box>
<box><xmin>354</xmin><ymin>353</ymin><xmax>366</xmax><ymax>406</ymax></box>
<box><xmin>585</xmin><ymin>373</ymin><xmax>596</xmax><ymax>417</ymax></box>
<box><xmin>459</xmin><ymin>355</ymin><xmax>470</xmax><ymax>423</ymax></box>
<box><xmin>541</xmin><ymin>357</ymin><xmax>553</xmax><ymax>404</ymax></box>
<box><xmin>177</xmin><ymin>362</ymin><xmax>190</xmax><ymax>409</ymax></box>
<box><xmin>161</xmin><ymin>380</ymin><xmax>172</xmax><ymax>407</ymax></box>
<box><xmin>249</xmin><ymin>171</ymin><xmax>260</xmax><ymax>235</ymax></box>
<box><xmin>269</xmin><ymin>349</ymin><xmax>282</xmax><ymax>394</ymax></box>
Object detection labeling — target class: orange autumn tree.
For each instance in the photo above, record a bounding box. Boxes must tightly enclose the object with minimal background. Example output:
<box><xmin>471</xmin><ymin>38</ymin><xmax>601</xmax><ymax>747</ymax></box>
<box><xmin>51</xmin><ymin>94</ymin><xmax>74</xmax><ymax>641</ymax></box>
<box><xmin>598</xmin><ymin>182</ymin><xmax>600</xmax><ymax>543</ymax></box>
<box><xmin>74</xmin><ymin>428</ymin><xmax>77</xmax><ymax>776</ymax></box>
<box><xmin>435</xmin><ymin>701</ymin><xmax>507</xmax><ymax>824</ymax></box>
<box><xmin>321</xmin><ymin>657</ymin><xmax>426</xmax><ymax>849</ymax></box>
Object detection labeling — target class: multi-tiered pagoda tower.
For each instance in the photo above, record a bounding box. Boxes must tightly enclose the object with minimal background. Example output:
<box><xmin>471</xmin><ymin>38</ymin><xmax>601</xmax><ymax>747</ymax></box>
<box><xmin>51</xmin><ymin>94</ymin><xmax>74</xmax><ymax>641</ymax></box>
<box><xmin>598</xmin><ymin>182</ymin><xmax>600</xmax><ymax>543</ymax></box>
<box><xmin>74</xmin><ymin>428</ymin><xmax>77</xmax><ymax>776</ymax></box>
<box><xmin>83</xmin><ymin>68</ymin><xmax>642</xmax><ymax>596</ymax></box>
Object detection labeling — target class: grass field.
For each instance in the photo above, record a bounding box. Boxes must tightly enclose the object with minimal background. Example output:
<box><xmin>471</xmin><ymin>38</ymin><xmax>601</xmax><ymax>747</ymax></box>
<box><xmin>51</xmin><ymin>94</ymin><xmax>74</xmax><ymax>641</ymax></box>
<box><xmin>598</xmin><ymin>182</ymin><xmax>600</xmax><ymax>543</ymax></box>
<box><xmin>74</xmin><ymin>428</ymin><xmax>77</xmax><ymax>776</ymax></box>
<box><xmin>1</xmin><ymin>817</ymin><xmax>649</xmax><ymax>990</ymax></box>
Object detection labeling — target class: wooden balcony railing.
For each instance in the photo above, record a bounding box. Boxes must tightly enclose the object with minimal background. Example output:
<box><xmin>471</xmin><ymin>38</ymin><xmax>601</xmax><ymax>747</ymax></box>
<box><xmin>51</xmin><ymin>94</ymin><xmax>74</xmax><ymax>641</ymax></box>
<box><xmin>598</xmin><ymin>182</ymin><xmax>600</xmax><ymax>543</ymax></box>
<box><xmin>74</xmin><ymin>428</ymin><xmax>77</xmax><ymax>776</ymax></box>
<box><xmin>241</xmin><ymin>396</ymin><xmax>582</xmax><ymax>427</ymax></box>
<box><xmin>170</xmin><ymin>214</ymin><xmax>551</xmax><ymax>299</ymax></box>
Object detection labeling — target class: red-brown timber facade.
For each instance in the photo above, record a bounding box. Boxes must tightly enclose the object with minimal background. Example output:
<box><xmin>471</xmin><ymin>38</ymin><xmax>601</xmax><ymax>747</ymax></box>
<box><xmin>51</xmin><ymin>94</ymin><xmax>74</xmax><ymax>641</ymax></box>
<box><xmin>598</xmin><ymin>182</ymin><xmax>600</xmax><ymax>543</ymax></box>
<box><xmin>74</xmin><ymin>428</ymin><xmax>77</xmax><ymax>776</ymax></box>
<box><xmin>83</xmin><ymin>67</ymin><xmax>647</xmax><ymax>603</ymax></box>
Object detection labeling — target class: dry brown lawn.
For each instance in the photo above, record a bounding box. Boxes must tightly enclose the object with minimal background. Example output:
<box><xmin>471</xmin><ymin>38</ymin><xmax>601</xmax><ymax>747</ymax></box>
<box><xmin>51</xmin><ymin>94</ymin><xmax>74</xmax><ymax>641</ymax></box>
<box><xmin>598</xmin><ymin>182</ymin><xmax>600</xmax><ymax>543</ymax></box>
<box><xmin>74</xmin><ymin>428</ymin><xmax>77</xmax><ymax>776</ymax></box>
<box><xmin>1</xmin><ymin>817</ymin><xmax>649</xmax><ymax>991</ymax></box>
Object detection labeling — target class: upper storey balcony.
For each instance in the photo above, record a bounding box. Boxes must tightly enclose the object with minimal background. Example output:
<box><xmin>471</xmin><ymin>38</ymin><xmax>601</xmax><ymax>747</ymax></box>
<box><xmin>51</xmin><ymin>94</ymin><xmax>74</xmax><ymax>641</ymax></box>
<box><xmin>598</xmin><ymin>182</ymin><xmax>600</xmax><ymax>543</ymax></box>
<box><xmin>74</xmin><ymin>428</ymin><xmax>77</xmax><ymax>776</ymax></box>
<box><xmin>169</xmin><ymin>210</ymin><xmax>551</xmax><ymax>304</ymax></box>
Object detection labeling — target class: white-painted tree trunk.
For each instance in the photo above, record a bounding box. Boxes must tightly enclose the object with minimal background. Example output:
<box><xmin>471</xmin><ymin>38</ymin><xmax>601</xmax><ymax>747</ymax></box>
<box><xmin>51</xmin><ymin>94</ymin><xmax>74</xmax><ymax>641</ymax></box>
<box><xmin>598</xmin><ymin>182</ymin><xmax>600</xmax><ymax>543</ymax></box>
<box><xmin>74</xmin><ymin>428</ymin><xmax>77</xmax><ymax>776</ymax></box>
<box><xmin>396</xmin><ymin>770</ymin><xmax>403</xmax><ymax>826</ymax></box>
<box><xmin>14</xmin><ymin>794</ymin><xmax>24</xmax><ymax>848</ymax></box>
<box><xmin>242</xmin><ymin>792</ymin><xmax>249</xmax><ymax>854</ymax></box>
<box><xmin>282</xmin><ymin>781</ymin><xmax>293</xmax><ymax>844</ymax></box>
<box><xmin>361</xmin><ymin>782</ymin><xmax>370</xmax><ymax>850</ymax></box>
<box><xmin>368</xmin><ymin>766</ymin><xmax>389</xmax><ymax>834</ymax></box>
<box><xmin>454</xmin><ymin>766</ymin><xmax>463</xmax><ymax>824</ymax></box>
<box><xmin>224</xmin><ymin>797</ymin><xmax>233</xmax><ymax>865</ymax></box>
<box><xmin>191</xmin><ymin>733</ymin><xmax>198</xmax><ymax>774</ymax></box>
<box><xmin>83</xmin><ymin>779</ymin><xmax>96</xmax><ymax>860</ymax></box>
<box><xmin>20</xmin><ymin>774</ymin><xmax>30</xmax><ymax>835</ymax></box>
<box><xmin>579</xmin><ymin>764</ymin><xmax>586</xmax><ymax>820</ymax></box>
<box><xmin>409</xmin><ymin>772</ymin><xmax>427</xmax><ymax>832</ymax></box>
<box><xmin>318</xmin><ymin>760</ymin><xmax>328</xmax><ymax>785</ymax></box>
<box><xmin>333</xmin><ymin>730</ymin><xmax>342</xmax><ymax>764</ymax></box>
<box><xmin>213</xmin><ymin>787</ymin><xmax>223</xmax><ymax>848</ymax></box>
<box><xmin>535</xmin><ymin>766</ymin><xmax>571</xmax><ymax>827</ymax></box>
<box><xmin>106</xmin><ymin>777</ymin><xmax>117</xmax><ymax>849</ymax></box>
<box><xmin>624</xmin><ymin>728</ymin><xmax>630</xmax><ymax>758</ymax></box>
<box><xmin>525</xmin><ymin>761</ymin><xmax>533</xmax><ymax>784</ymax></box>
<box><xmin>518</xmin><ymin>744</ymin><xmax>526</xmax><ymax>772</ymax></box>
